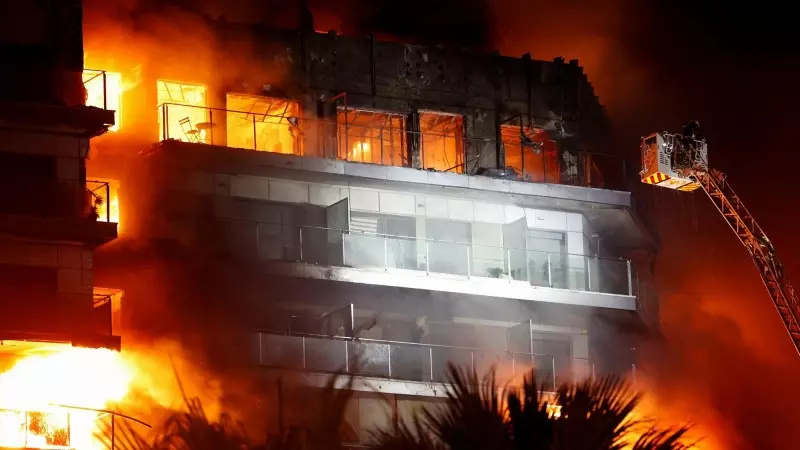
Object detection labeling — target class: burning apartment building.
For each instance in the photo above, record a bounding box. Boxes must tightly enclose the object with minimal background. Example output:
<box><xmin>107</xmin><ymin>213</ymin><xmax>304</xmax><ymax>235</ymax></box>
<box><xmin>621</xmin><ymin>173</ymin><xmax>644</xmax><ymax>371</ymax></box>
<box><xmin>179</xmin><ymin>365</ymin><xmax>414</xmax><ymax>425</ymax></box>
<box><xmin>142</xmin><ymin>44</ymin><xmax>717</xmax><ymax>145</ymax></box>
<box><xmin>1</xmin><ymin>0</ymin><xmax>658</xmax><ymax>446</ymax></box>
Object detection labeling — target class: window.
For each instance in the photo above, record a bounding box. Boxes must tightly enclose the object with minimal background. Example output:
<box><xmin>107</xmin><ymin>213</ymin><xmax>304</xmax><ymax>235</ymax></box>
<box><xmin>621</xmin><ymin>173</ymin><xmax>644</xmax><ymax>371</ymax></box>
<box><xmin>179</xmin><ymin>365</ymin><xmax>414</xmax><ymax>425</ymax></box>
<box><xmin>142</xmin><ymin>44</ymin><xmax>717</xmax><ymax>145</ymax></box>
<box><xmin>157</xmin><ymin>80</ymin><xmax>207</xmax><ymax>142</ymax></box>
<box><xmin>226</xmin><ymin>94</ymin><xmax>303</xmax><ymax>155</ymax></box>
<box><xmin>337</xmin><ymin>108</ymin><xmax>407</xmax><ymax>166</ymax></box>
<box><xmin>83</xmin><ymin>71</ymin><xmax>122</xmax><ymax>131</ymax></box>
<box><xmin>419</xmin><ymin>111</ymin><xmax>463</xmax><ymax>173</ymax></box>
<box><xmin>502</xmin><ymin>126</ymin><xmax>559</xmax><ymax>183</ymax></box>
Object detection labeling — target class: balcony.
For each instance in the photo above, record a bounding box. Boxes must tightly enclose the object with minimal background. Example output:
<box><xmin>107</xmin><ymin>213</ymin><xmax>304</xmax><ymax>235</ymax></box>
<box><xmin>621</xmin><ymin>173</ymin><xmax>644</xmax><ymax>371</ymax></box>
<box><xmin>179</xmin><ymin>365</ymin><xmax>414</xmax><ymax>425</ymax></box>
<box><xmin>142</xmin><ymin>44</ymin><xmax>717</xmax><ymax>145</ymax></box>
<box><xmin>0</xmin><ymin>179</ymin><xmax>117</xmax><ymax>246</ymax></box>
<box><xmin>222</xmin><ymin>221</ymin><xmax>639</xmax><ymax>310</ymax></box>
<box><xmin>157</xmin><ymin>103</ymin><xmax>628</xmax><ymax>191</ymax></box>
<box><xmin>0</xmin><ymin>69</ymin><xmax>116</xmax><ymax>137</ymax></box>
<box><xmin>256</xmin><ymin>331</ymin><xmax>635</xmax><ymax>393</ymax></box>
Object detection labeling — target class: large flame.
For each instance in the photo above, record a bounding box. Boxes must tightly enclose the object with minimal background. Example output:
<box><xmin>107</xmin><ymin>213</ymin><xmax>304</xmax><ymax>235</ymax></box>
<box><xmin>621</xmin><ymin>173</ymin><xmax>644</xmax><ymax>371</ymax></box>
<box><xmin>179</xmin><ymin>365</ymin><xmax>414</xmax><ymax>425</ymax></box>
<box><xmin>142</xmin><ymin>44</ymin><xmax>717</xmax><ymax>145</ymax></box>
<box><xmin>0</xmin><ymin>345</ymin><xmax>135</xmax><ymax>449</ymax></box>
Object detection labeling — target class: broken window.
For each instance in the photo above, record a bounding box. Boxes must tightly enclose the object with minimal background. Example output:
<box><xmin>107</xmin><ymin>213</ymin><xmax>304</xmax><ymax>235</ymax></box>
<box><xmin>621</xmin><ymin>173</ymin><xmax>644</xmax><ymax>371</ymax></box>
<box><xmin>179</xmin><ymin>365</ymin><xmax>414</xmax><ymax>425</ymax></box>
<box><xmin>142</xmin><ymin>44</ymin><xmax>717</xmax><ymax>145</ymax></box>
<box><xmin>83</xmin><ymin>70</ymin><xmax>122</xmax><ymax>131</ymax></box>
<box><xmin>336</xmin><ymin>108</ymin><xmax>407</xmax><ymax>166</ymax></box>
<box><xmin>502</xmin><ymin>126</ymin><xmax>559</xmax><ymax>183</ymax></box>
<box><xmin>419</xmin><ymin>111</ymin><xmax>463</xmax><ymax>173</ymax></box>
<box><xmin>227</xmin><ymin>94</ymin><xmax>303</xmax><ymax>155</ymax></box>
<box><xmin>157</xmin><ymin>80</ymin><xmax>207</xmax><ymax>143</ymax></box>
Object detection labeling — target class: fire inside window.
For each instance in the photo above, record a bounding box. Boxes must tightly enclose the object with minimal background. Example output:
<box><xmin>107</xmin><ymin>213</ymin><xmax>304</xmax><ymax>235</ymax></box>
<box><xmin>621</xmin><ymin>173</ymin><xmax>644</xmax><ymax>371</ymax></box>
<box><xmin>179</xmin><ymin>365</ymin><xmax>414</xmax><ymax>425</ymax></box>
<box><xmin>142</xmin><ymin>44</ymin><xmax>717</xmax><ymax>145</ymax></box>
<box><xmin>419</xmin><ymin>111</ymin><xmax>463</xmax><ymax>173</ymax></box>
<box><xmin>87</xmin><ymin>179</ymin><xmax>120</xmax><ymax>224</ymax></box>
<box><xmin>502</xmin><ymin>126</ymin><xmax>559</xmax><ymax>183</ymax></box>
<box><xmin>83</xmin><ymin>71</ymin><xmax>122</xmax><ymax>132</ymax></box>
<box><xmin>0</xmin><ymin>409</ymin><xmax>71</xmax><ymax>449</ymax></box>
<box><xmin>157</xmin><ymin>80</ymin><xmax>207</xmax><ymax>143</ymax></box>
<box><xmin>226</xmin><ymin>94</ymin><xmax>303</xmax><ymax>154</ymax></box>
<box><xmin>336</xmin><ymin>108</ymin><xmax>407</xmax><ymax>166</ymax></box>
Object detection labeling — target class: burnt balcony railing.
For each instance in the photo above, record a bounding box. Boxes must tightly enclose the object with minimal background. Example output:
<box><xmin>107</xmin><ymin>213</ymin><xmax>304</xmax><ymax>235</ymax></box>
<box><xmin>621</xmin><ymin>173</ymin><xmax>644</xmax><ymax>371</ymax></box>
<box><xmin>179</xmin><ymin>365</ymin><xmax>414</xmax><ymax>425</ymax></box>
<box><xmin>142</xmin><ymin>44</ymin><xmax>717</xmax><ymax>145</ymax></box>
<box><xmin>223</xmin><ymin>220</ymin><xmax>637</xmax><ymax>298</ymax></box>
<box><xmin>158</xmin><ymin>103</ymin><xmax>628</xmax><ymax>191</ymax></box>
<box><xmin>255</xmin><ymin>331</ymin><xmax>636</xmax><ymax>390</ymax></box>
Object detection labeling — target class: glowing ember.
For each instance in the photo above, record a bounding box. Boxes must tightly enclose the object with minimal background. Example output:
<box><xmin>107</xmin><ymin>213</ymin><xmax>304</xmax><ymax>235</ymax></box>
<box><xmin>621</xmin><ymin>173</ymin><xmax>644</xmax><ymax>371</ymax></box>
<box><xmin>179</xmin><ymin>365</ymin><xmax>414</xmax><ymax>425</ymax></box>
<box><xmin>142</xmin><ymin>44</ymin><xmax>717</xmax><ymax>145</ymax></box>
<box><xmin>0</xmin><ymin>346</ymin><xmax>135</xmax><ymax>449</ymax></box>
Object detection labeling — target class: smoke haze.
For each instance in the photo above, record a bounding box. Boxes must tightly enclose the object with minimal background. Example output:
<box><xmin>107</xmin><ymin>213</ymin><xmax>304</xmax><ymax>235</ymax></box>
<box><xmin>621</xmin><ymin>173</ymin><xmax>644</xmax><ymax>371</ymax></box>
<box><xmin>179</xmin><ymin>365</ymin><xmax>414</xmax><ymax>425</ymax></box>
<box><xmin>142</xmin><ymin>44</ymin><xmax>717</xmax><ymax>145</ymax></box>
<box><xmin>82</xmin><ymin>0</ymin><xmax>800</xmax><ymax>447</ymax></box>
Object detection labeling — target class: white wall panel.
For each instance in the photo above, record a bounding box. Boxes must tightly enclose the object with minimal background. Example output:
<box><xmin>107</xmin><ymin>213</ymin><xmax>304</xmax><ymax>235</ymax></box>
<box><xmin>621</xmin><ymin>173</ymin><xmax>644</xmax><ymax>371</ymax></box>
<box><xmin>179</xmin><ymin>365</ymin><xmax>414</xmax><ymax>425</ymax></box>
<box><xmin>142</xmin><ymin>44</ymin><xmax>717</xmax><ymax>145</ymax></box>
<box><xmin>349</xmin><ymin>188</ymin><xmax>380</xmax><ymax>212</ymax></box>
<box><xmin>230</xmin><ymin>175</ymin><xmax>270</xmax><ymax>200</ymax></box>
<box><xmin>269</xmin><ymin>180</ymin><xmax>308</xmax><ymax>204</ymax></box>
<box><xmin>379</xmin><ymin>192</ymin><xmax>415</xmax><ymax>215</ymax></box>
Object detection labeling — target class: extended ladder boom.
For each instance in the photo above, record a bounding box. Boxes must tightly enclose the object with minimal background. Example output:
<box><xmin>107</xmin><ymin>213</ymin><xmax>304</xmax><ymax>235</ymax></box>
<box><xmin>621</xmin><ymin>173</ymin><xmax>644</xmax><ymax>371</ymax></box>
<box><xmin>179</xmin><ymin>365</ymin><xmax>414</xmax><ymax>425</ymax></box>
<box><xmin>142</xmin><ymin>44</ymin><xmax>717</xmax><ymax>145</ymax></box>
<box><xmin>640</xmin><ymin>128</ymin><xmax>800</xmax><ymax>355</ymax></box>
<box><xmin>693</xmin><ymin>169</ymin><xmax>800</xmax><ymax>354</ymax></box>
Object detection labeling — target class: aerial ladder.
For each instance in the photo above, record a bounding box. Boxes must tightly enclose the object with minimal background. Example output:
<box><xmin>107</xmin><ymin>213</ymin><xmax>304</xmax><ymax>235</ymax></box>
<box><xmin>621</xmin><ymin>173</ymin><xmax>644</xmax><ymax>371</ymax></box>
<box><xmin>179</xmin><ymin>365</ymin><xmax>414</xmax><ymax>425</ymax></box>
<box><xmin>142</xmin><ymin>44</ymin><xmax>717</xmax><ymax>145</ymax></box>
<box><xmin>640</xmin><ymin>122</ymin><xmax>800</xmax><ymax>355</ymax></box>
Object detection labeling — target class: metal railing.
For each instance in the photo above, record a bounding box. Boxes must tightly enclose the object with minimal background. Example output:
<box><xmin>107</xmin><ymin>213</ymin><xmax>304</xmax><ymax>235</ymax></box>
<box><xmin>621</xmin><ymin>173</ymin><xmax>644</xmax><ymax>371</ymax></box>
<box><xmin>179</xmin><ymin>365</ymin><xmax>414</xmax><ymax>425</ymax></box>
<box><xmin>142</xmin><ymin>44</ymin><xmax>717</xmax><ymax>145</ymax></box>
<box><xmin>229</xmin><ymin>221</ymin><xmax>635</xmax><ymax>297</ymax></box>
<box><xmin>87</xmin><ymin>180</ymin><xmax>113</xmax><ymax>223</ymax></box>
<box><xmin>82</xmin><ymin>70</ymin><xmax>111</xmax><ymax>111</ymax></box>
<box><xmin>157</xmin><ymin>103</ymin><xmax>627</xmax><ymax>191</ymax></box>
<box><xmin>255</xmin><ymin>331</ymin><xmax>636</xmax><ymax>390</ymax></box>
<box><xmin>0</xmin><ymin>68</ymin><xmax>113</xmax><ymax>109</ymax></box>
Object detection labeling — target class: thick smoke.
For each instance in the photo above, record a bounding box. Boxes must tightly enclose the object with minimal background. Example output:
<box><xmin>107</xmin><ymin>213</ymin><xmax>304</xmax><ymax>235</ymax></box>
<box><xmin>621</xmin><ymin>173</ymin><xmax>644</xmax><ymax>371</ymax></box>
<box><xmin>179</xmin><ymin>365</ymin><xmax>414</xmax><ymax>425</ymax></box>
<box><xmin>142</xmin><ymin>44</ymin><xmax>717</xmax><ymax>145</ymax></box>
<box><xmin>83</xmin><ymin>0</ymin><xmax>800</xmax><ymax>446</ymax></box>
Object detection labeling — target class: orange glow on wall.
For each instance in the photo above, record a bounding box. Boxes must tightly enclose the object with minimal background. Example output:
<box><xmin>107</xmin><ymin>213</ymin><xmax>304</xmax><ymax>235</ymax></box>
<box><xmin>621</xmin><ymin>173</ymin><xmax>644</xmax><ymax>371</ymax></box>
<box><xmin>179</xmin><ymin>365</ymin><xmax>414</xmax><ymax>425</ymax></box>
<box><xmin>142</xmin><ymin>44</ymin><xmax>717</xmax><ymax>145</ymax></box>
<box><xmin>226</xmin><ymin>94</ymin><xmax>303</xmax><ymax>154</ymax></box>
<box><xmin>157</xmin><ymin>80</ymin><xmax>207</xmax><ymax>142</ymax></box>
<box><xmin>419</xmin><ymin>111</ymin><xmax>463</xmax><ymax>172</ymax></box>
<box><xmin>337</xmin><ymin>108</ymin><xmax>407</xmax><ymax>166</ymax></box>
<box><xmin>83</xmin><ymin>71</ymin><xmax>122</xmax><ymax>132</ymax></box>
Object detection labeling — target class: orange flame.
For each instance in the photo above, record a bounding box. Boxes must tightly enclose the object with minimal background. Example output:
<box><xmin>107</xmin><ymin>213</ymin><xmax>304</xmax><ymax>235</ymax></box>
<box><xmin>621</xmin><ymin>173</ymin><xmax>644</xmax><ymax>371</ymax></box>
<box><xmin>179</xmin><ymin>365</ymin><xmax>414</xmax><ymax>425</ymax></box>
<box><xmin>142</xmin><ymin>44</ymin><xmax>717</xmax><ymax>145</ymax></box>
<box><xmin>0</xmin><ymin>345</ymin><xmax>135</xmax><ymax>449</ymax></box>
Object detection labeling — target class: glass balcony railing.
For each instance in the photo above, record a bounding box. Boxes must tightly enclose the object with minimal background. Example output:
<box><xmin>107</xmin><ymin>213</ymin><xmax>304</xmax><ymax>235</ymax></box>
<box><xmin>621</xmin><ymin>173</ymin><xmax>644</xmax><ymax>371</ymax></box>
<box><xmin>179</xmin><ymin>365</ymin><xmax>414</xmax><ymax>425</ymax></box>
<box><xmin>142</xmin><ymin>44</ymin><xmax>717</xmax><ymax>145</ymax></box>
<box><xmin>231</xmin><ymin>221</ymin><xmax>635</xmax><ymax>297</ymax></box>
<box><xmin>157</xmin><ymin>103</ymin><xmax>628</xmax><ymax>191</ymax></box>
<box><xmin>255</xmin><ymin>332</ymin><xmax>636</xmax><ymax>389</ymax></box>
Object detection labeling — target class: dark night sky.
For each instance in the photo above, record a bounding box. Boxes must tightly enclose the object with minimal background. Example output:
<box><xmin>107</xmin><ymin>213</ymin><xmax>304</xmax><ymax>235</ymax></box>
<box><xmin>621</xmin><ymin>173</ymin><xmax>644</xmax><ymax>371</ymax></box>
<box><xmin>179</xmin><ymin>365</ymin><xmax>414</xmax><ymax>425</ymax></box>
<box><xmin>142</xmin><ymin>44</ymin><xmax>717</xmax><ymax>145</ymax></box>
<box><xmin>85</xmin><ymin>0</ymin><xmax>800</xmax><ymax>447</ymax></box>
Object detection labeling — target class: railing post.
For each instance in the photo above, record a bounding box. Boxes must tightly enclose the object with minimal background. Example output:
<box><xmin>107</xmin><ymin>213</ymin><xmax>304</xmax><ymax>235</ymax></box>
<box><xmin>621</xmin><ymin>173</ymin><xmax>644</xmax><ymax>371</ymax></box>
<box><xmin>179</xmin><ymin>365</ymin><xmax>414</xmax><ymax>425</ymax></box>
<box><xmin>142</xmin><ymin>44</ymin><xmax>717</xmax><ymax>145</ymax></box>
<box><xmin>102</xmin><ymin>71</ymin><xmax>107</xmax><ymax>111</ymax></box>
<box><xmin>429</xmin><ymin>346</ymin><xmax>434</xmax><ymax>381</ymax></box>
<box><xmin>587</xmin><ymin>256</ymin><xmax>592</xmax><ymax>291</ymax></box>
<box><xmin>627</xmin><ymin>260</ymin><xmax>633</xmax><ymax>295</ymax></box>
<box><xmin>506</xmin><ymin>249</ymin><xmax>512</xmax><ymax>281</ymax></box>
<box><xmin>384</xmin><ymin>235</ymin><xmax>389</xmax><ymax>271</ymax></box>
<box><xmin>253</xmin><ymin>114</ymin><xmax>257</xmax><ymax>151</ymax></box>
<box><xmin>471</xmin><ymin>351</ymin><xmax>475</xmax><ymax>374</ymax></box>
<box><xmin>209</xmin><ymin>109</ymin><xmax>214</xmax><ymax>145</ymax></box>
<box><xmin>511</xmin><ymin>353</ymin><xmax>516</xmax><ymax>375</ymax></box>
<box><xmin>302</xmin><ymin>336</ymin><xmax>307</xmax><ymax>369</ymax></box>
<box><xmin>547</xmin><ymin>253</ymin><xmax>553</xmax><ymax>287</ymax></box>
<box><xmin>164</xmin><ymin>104</ymin><xmax>169</xmax><ymax>140</ymax></box>
<box><xmin>552</xmin><ymin>357</ymin><xmax>557</xmax><ymax>391</ymax></box>
<box><xmin>387</xmin><ymin>344</ymin><xmax>392</xmax><ymax>377</ymax></box>
<box><xmin>105</xmin><ymin>183</ymin><xmax>110</xmax><ymax>222</ymax></box>
<box><xmin>425</xmin><ymin>240</ymin><xmax>430</xmax><ymax>274</ymax></box>
<box><xmin>342</xmin><ymin>231</ymin><xmax>347</xmax><ymax>266</ymax></box>
<box><xmin>466</xmin><ymin>245</ymin><xmax>471</xmax><ymax>278</ymax></box>
<box><xmin>344</xmin><ymin>340</ymin><xmax>349</xmax><ymax>373</ymax></box>
<box><xmin>299</xmin><ymin>227</ymin><xmax>304</xmax><ymax>262</ymax></box>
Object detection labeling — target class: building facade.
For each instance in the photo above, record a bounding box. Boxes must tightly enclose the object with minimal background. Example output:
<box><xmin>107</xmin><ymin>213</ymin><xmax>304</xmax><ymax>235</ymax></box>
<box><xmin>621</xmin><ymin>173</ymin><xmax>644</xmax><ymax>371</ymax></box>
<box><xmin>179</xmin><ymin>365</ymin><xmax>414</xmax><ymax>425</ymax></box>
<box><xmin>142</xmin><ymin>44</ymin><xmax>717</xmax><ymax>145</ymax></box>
<box><xmin>84</xmin><ymin>23</ymin><xmax>657</xmax><ymax>443</ymax></box>
<box><xmin>0</xmin><ymin>0</ymin><xmax>118</xmax><ymax>353</ymax></box>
